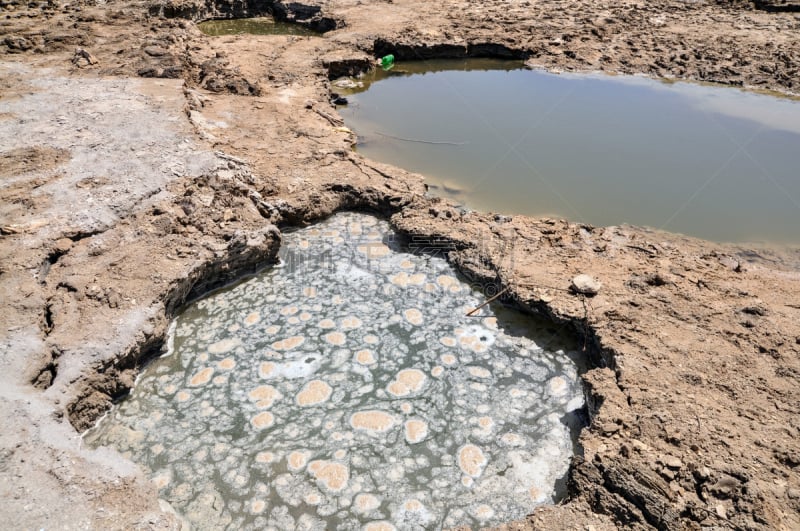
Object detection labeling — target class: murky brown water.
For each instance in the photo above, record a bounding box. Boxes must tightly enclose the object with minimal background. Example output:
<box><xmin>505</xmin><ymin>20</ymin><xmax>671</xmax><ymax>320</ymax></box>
<box><xmin>198</xmin><ymin>17</ymin><xmax>319</xmax><ymax>37</ymax></box>
<box><xmin>338</xmin><ymin>59</ymin><xmax>800</xmax><ymax>244</ymax></box>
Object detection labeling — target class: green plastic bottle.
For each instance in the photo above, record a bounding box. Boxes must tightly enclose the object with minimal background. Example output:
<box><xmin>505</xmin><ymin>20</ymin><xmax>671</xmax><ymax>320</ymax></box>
<box><xmin>380</xmin><ymin>54</ymin><xmax>395</xmax><ymax>69</ymax></box>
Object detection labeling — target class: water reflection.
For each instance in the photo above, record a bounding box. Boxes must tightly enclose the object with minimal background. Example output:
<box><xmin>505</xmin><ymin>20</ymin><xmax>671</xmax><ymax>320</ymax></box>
<box><xmin>339</xmin><ymin>60</ymin><xmax>800</xmax><ymax>244</ymax></box>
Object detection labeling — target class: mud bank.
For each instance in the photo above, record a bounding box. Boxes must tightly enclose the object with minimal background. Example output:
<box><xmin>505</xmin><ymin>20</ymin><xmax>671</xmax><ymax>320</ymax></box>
<box><xmin>2</xmin><ymin>0</ymin><xmax>800</xmax><ymax>529</ymax></box>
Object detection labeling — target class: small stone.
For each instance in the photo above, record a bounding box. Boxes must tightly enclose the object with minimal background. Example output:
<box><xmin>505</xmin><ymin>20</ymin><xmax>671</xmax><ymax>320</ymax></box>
<box><xmin>53</xmin><ymin>238</ymin><xmax>73</xmax><ymax>253</ymax></box>
<box><xmin>661</xmin><ymin>455</ymin><xmax>683</xmax><ymax>469</ymax></box>
<box><xmin>719</xmin><ymin>255</ymin><xmax>741</xmax><ymax>272</ymax></box>
<box><xmin>715</xmin><ymin>504</ymin><xmax>727</xmax><ymax>519</ymax></box>
<box><xmin>599</xmin><ymin>422</ymin><xmax>620</xmax><ymax>434</ymax></box>
<box><xmin>143</xmin><ymin>45</ymin><xmax>169</xmax><ymax>57</ymax></box>
<box><xmin>787</xmin><ymin>488</ymin><xmax>800</xmax><ymax>499</ymax></box>
<box><xmin>570</xmin><ymin>274</ymin><xmax>602</xmax><ymax>296</ymax></box>
<box><xmin>332</xmin><ymin>77</ymin><xmax>359</xmax><ymax>89</ymax></box>
<box><xmin>631</xmin><ymin>439</ymin><xmax>650</xmax><ymax>453</ymax></box>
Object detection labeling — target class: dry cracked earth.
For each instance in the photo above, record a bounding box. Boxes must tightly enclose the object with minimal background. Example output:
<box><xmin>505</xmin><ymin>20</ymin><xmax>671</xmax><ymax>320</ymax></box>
<box><xmin>1</xmin><ymin>0</ymin><xmax>800</xmax><ymax>529</ymax></box>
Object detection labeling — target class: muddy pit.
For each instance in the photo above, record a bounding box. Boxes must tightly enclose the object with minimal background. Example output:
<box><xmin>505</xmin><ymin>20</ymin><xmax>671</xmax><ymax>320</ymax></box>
<box><xmin>86</xmin><ymin>213</ymin><xmax>586</xmax><ymax>530</ymax></box>
<box><xmin>338</xmin><ymin>59</ymin><xmax>800</xmax><ymax>244</ymax></box>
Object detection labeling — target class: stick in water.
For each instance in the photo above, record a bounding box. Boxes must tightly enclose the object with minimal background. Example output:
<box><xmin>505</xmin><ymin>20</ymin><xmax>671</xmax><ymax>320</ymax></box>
<box><xmin>466</xmin><ymin>287</ymin><xmax>510</xmax><ymax>316</ymax></box>
<box><xmin>375</xmin><ymin>131</ymin><xmax>469</xmax><ymax>146</ymax></box>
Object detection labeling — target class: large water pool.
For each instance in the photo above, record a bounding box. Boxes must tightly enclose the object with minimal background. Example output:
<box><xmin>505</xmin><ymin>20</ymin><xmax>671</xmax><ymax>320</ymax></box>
<box><xmin>338</xmin><ymin>59</ymin><xmax>800</xmax><ymax>244</ymax></box>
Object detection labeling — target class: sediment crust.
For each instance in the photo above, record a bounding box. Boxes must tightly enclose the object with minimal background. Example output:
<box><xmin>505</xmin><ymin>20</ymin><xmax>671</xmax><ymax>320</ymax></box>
<box><xmin>1</xmin><ymin>0</ymin><xmax>799</xmax><ymax>529</ymax></box>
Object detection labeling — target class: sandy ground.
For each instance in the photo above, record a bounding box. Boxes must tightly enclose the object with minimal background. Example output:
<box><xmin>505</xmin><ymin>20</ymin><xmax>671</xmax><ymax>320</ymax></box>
<box><xmin>1</xmin><ymin>0</ymin><xmax>800</xmax><ymax>529</ymax></box>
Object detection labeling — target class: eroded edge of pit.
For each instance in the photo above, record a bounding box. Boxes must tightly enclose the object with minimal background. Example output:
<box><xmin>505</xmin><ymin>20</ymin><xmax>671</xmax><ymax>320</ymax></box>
<box><xmin>62</xmin><ymin>189</ymin><xmax>619</xmax><ymax>526</ymax></box>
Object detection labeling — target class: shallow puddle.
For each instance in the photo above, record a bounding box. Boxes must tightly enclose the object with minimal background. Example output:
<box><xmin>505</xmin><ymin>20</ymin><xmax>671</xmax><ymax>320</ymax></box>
<box><xmin>198</xmin><ymin>17</ymin><xmax>319</xmax><ymax>37</ymax></box>
<box><xmin>338</xmin><ymin>59</ymin><xmax>800</xmax><ymax>244</ymax></box>
<box><xmin>85</xmin><ymin>212</ymin><xmax>585</xmax><ymax>530</ymax></box>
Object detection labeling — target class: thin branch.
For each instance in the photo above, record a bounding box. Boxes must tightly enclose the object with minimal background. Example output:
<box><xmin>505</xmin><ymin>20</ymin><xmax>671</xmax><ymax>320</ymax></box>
<box><xmin>375</xmin><ymin>131</ymin><xmax>469</xmax><ymax>146</ymax></box>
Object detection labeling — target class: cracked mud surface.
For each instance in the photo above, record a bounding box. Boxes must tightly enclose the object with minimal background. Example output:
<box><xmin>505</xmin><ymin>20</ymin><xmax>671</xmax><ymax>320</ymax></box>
<box><xmin>1</xmin><ymin>0</ymin><xmax>800</xmax><ymax>529</ymax></box>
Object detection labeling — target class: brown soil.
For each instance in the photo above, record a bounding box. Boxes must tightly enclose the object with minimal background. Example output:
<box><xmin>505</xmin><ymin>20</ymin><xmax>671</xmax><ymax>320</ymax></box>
<box><xmin>1</xmin><ymin>0</ymin><xmax>799</xmax><ymax>530</ymax></box>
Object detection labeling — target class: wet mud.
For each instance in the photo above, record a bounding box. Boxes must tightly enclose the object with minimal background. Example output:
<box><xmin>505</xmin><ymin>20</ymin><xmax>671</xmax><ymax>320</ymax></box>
<box><xmin>1</xmin><ymin>0</ymin><xmax>800</xmax><ymax>530</ymax></box>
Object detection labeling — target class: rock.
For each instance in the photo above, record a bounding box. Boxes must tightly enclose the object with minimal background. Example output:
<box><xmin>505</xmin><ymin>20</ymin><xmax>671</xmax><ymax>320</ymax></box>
<box><xmin>332</xmin><ymin>77</ymin><xmax>360</xmax><ymax>89</ymax></box>
<box><xmin>53</xmin><ymin>238</ymin><xmax>73</xmax><ymax>254</ymax></box>
<box><xmin>71</xmin><ymin>48</ymin><xmax>98</xmax><ymax>67</ymax></box>
<box><xmin>143</xmin><ymin>45</ymin><xmax>168</xmax><ymax>57</ymax></box>
<box><xmin>719</xmin><ymin>255</ymin><xmax>742</xmax><ymax>272</ymax></box>
<box><xmin>694</xmin><ymin>466</ymin><xmax>711</xmax><ymax>480</ymax></box>
<box><xmin>330</xmin><ymin>93</ymin><xmax>348</xmax><ymax>105</ymax></box>
<box><xmin>715</xmin><ymin>504</ymin><xmax>727</xmax><ymax>519</ymax></box>
<box><xmin>322</xmin><ymin>56</ymin><xmax>373</xmax><ymax>79</ymax></box>
<box><xmin>710</xmin><ymin>475</ymin><xmax>740</xmax><ymax>497</ymax></box>
<box><xmin>599</xmin><ymin>421</ymin><xmax>620</xmax><ymax>434</ymax></box>
<box><xmin>137</xmin><ymin>67</ymin><xmax>162</xmax><ymax>78</ymax></box>
<box><xmin>660</xmin><ymin>455</ymin><xmax>683</xmax><ymax>469</ymax></box>
<box><xmin>570</xmin><ymin>274</ymin><xmax>602</xmax><ymax>296</ymax></box>
<box><xmin>4</xmin><ymin>36</ymin><xmax>33</xmax><ymax>52</ymax></box>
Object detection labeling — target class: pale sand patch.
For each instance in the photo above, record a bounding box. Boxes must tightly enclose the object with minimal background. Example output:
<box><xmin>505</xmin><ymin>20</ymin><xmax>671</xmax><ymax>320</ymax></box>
<box><xmin>217</xmin><ymin>357</ymin><xmax>236</xmax><ymax>370</ymax></box>
<box><xmin>386</xmin><ymin>369</ymin><xmax>426</xmax><ymax>397</ymax></box>
<box><xmin>357</xmin><ymin>243</ymin><xmax>390</xmax><ymax>258</ymax></box>
<box><xmin>355</xmin><ymin>349</ymin><xmax>376</xmax><ymax>365</ymax></box>
<box><xmin>303</xmin><ymin>286</ymin><xmax>317</xmax><ymax>298</ymax></box>
<box><xmin>354</xmin><ymin>493</ymin><xmax>380</xmax><ymax>513</ymax></box>
<box><xmin>296</xmin><ymin>379</ymin><xmax>332</xmax><ymax>406</ymax></box>
<box><xmin>341</xmin><ymin>316</ymin><xmax>362</xmax><ymax>329</ymax></box>
<box><xmin>251</xmin><ymin>411</ymin><xmax>274</xmax><ymax>429</ymax></box>
<box><xmin>389</xmin><ymin>272</ymin><xmax>408</xmax><ymax>287</ymax></box>
<box><xmin>307</xmin><ymin>460</ymin><xmax>349</xmax><ymax>492</ymax></box>
<box><xmin>404</xmin><ymin>419</ymin><xmax>428</xmax><ymax>444</ymax></box>
<box><xmin>458</xmin><ymin>444</ymin><xmax>487</xmax><ymax>477</ymax></box>
<box><xmin>441</xmin><ymin>354</ymin><xmax>457</xmax><ymax>365</ymax></box>
<box><xmin>259</xmin><ymin>362</ymin><xmax>275</xmax><ymax>378</ymax></box>
<box><xmin>271</xmin><ymin>335</ymin><xmax>305</xmax><ymax>350</ymax></box>
<box><xmin>287</xmin><ymin>450</ymin><xmax>310</xmax><ymax>471</ymax></box>
<box><xmin>403</xmin><ymin>308</ymin><xmax>423</xmax><ymax>326</ymax></box>
<box><xmin>248</xmin><ymin>385</ymin><xmax>282</xmax><ymax>408</ymax></box>
<box><xmin>468</xmin><ymin>366</ymin><xmax>492</xmax><ymax>379</ymax></box>
<box><xmin>243</xmin><ymin>312</ymin><xmax>261</xmax><ymax>326</ymax></box>
<box><xmin>324</xmin><ymin>331</ymin><xmax>346</xmax><ymax>346</ymax></box>
<box><xmin>407</xmin><ymin>273</ymin><xmax>426</xmax><ymax>285</ymax></box>
<box><xmin>437</xmin><ymin>275</ymin><xmax>458</xmax><ymax>289</ymax></box>
<box><xmin>350</xmin><ymin>410</ymin><xmax>397</xmax><ymax>433</ymax></box>
<box><xmin>208</xmin><ymin>337</ymin><xmax>240</xmax><ymax>354</ymax></box>
<box><xmin>255</xmin><ymin>451</ymin><xmax>274</xmax><ymax>463</ymax></box>
<box><xmin>189</xmin><ymin>367</ymin><xmax>214</xmax><ymax>386</ymax></box>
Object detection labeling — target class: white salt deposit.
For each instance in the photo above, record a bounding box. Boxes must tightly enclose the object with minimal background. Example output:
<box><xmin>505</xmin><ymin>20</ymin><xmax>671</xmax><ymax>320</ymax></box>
<box><xmin>84</xmin><ymin>213</ymin><xmax>584</xmax><ymax>530</ymax></box>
